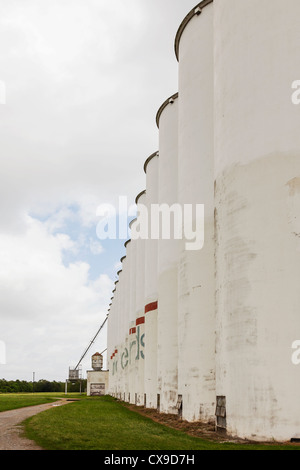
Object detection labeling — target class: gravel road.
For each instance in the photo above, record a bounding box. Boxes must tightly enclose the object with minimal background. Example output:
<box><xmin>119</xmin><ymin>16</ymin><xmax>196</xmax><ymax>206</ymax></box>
<box><xmin>0</xmin><ymin>399</ymin><xmax>70</xmax><ymax>450</ymax></box>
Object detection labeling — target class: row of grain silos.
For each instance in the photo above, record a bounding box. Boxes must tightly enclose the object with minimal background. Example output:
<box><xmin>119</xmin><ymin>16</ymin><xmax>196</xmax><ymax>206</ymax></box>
<box><xmin>106</xmin><ymin>0</ymin><xmax>300</xmax><ymax>442</ymax></box>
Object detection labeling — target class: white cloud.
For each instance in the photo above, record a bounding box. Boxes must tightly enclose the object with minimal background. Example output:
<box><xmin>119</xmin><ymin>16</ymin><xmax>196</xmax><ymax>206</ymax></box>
<box><xmin>0</xmin><ymin>215</ymin><xmax>113</xmax><ymax>380</ymax></box>
<box><xmin>0</xmin><ymin>216</ymin><xmax>112</xmax><ymax>319</ymax></box>
<box><xmin>0</xmin><ymin>0</ymin><xmax>199</xmax><ymax>380</ymax></box>
<box><xmin>89</xmin><ymin>239</ymin><xmax>104</xmax><ymax>255</ymax></box>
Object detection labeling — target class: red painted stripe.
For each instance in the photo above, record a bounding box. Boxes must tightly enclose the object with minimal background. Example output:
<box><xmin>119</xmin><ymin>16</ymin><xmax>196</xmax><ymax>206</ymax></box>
<box><xmin>136</xmin><ymin>316</ymin><xmax>145</xmax><ymax>326</ymax></box>
<box><xmin>145</xmin><ymin>301</ymin><xmax>158</xmax><ymax>314</ymax></box>
<box><xmin>129</xmin><ymin>327</ymin><xmax>136</xmax><ymax>335</ymax></box>
<box><xmin>114</xmin><ymin>349</ymin><xmax>118</xmax><ymax>354</ymax></box>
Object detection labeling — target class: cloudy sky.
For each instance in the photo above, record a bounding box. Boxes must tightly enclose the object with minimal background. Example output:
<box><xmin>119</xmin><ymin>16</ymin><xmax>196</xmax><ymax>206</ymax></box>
<box><xmin>0</xmin><ymin>0</ymin><xmax>198</xmax><ymax>382</ymax></box>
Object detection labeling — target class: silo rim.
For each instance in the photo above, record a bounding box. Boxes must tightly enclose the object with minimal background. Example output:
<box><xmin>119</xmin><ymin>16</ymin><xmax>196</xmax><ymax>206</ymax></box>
<box><xmin>144</xmin><ymin>151</ymin><xmax>159</xmax><ymax>174</ymax></box>
<box><xmin>135</xmin><ymin>190</ymin><xmax>146</xmax><ymax>205</ymax></box>
<box><xmin>124</xmin><ymin>239</ymin><xmax>131</xmax><ymax>248</ymax></box>
<box><xmin>129</xmin><ymin>218</ymin><xmax>137</xmax><ymax>229</ymax></box>
<box><xmin>174</xmin><ymin>0</ymin><xmax>213</xmax><ymax>62</ymax></box>
<box><xmin>156</xmin><ymin>92</ymin><xmax>178</xmax><ymax>129</ymax></box>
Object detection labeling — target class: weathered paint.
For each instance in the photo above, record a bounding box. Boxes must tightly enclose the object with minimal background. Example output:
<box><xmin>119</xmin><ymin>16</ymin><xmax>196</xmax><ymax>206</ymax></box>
<box><xmin>157</xmin><ymin>95</ymin><xmax>179</xmax><ymax>415</ymax></box>
<box><xmin>135</xmin><ymin>191</ymin><xmax>147</xmax><ymax>406</ymax></box>
<box><xmin>106</xmin><ymin>0</ymin><xmax>300</xmax><ymax>441</ymax></box>
<box><xmin>214</xmin><ymin>0</ymin><xmax>300</xmax><ymax>440</ymax></box>
<box><xmin>177</xmin><ymin>1</ymin><xmax>215</xmax><ymax>422</ymax></box>
<box><xmin>128</xmin><ymin>219</ymin><xmax>137</xmax><ymax>404</ymax></box>
<box><xmin>144</xmin><ymin>153</ymin><xmax>159</xmax><ymax>409</ymax></box>
<box><xmin>87</xmin><ymin>370</ymin><xmax>109</xmax><ymax>396</ymax></box>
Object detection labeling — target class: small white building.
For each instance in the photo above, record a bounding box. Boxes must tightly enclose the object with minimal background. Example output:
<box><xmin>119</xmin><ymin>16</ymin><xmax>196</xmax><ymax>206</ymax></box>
<box><xmin>87</xmin><ymin>353</ymin><xmax>109</xmax><ymax>396</ymax></box>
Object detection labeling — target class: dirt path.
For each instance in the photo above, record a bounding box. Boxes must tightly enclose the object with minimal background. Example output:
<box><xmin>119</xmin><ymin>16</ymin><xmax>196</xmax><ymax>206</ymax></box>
<box><xmin>0</xmin><ymin>399</ymin><xmax>70</xmax><ymax>450</ymax></box>
<box><xmin>122</xmin><ymin>402</ymin><xmax>298</xmax><ymax>448</ymax></box>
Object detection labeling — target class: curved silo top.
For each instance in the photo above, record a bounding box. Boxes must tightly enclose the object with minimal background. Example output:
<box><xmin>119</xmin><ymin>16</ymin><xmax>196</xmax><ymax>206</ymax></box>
<box><xmin>174</xmin><ymin>0</ymin><xmax>213</xmax><ymax>61</ymax></box>
<box><xmin>144</xmin><ymin>151</ymin><xmax>159</xmax><ymax>174</ymax></box>
<box><xmin>124</xmin><ymin>239</ymin><xmax>131</xmax><ymax>248</ymax></box>
<box><xmin>135</xmin><ymin>189</ymin><xmax>146</xmax><ymax>205</ymax></box>
<box><xmin>129</xmin><ymin>218</ymin><xmax>137</xmax><ymax>228</ymax></box>
<box><xmin>156</xmin><ymin>93</ymin><xmax>178</xmax><ymax>129</ymax></box>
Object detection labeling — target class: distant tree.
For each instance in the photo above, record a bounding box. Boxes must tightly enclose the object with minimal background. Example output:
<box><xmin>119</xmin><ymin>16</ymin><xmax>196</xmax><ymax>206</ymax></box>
<box><xmin>0</xmin><ymin>378</ymin><xmax>67</xmax><ymax>393</ymax></box>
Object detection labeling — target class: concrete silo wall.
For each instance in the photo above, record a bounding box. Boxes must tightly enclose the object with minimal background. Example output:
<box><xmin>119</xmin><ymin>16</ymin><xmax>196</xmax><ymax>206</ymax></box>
<box><xmin>144</xmin><ymin>152</ymin><xmax>159</xmax><ymax>409</ymax></box>
<box><xmin>214</xmin><ymin>0</ymin><xmax>300</xmax><ymax>441</ymax></box>
<box><xmin>128</xmin><ymin>221</ymin><xmax>137</xmax><ymax>405</ymax></box>
<box><xmin>134</xmin><ymin>191</ymin><xmax>147</xmax><ymax>406</ymax></box>
<box><xmin>119</xmin><ymin>257</ymin><xmax>130</xmax><ymax>402</ymax></box>
<box><xmin>106</xmin><ymin>0</ymin><xmax>300</xmax><ymax>442</ymax></box>
<box><xmin>156</xmin><ymin>94</ymin><xmax>179</xmax><ymax>415</ymax></box>
<box><xmin>106</xmin><ymin>309</ymin><xmax>113</xmax><ymax>394</ymax></box>
<box><xmin>121</xmin><ymin>254</ymin><xmax>130</xmax><ymax>402</ymax></box>
<box><xmin>176</xmin><ymin>1</ymin><xmax>215</xmax><ymax>423</ymax></box>
<box><xmin>109</xmin><ymin>285</ymin><xmax>118</xmax><ymax>397</ymax></box>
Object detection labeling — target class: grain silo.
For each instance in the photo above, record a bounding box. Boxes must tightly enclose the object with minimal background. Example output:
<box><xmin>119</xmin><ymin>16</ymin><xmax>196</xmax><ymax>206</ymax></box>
<box><xmin>107</xmin><ymin>307</ymin><xmax>113</xmax><ymax>394</ymax></box>
<box><xmin>128</xmin><ymin>219</ymin><xmax>137</xmax><ymax>404</ymax></box>
<box><xmin>120</xmin><ymin>254</ymin><xmax>130</xmax><ymax>402</ymax></box>
<box><xmin>214</xmin><ymin>0</ymin><xmax>300</xmax><ymax>441</ymax></box>
<box><xmin>156</xmin><ymin>93</ymin><xmax>179</xmax><ymax>414</ymax></box>
<box><xmin>116</xmin><ymin>269</ymin><xmax>125</xmax><ymax>400</ymax></box>
<box><xmin>124</xmin><ymin>239</ymin><xmax>132</xmax><ymax>402</ymax></box>
<box><xmin>108</xmin><ymin>293</ymin><xmax>117</xmax><ymax>397</ymax></box>
<box><xmin>175</xmin><ymin>0</ymin><xmax>215</xmax><ymax>423</ymax></box>
<box><xmin>134</xmin><ymin>190</ymin><xmax>147</xmax><ymax>406</ymax></box>
<box><xmin>113</xmin><ymin>279</ymin><xmax>120</xmax><ymax>398</ymax></box>
<box><xmin>144</xmin><ymin>152</ymin><xmax>159</xmax><ymax>409</ymax></box>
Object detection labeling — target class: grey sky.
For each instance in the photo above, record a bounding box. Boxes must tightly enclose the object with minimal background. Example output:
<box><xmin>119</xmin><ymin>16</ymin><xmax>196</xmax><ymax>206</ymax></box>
<box><xmin>0</xmin><ymin>0</ymin><xmax>199</xmax><ymax>381</ymax></box>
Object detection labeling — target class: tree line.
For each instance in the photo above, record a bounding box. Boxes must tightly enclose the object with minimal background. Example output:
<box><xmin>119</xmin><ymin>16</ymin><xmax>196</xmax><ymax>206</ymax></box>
<box><xmin>0</xmin><ymin>378</ymin><xmax>87</xmax><ymax>393</ymax></box>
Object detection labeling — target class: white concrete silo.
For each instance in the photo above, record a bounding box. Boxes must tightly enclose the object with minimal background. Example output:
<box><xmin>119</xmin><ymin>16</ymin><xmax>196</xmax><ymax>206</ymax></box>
<box><xmin>133</xmin><ymin>190</ymin><xmax>147</xmax><ymax>406</ymax></box>
<box><xmin>107</xmin><ymin>299</ymin><xmax>114</xmax><ymax>397</ymax></box>
<box><xmin>144</xmin><ymin>152</ymin><xmax>159</xmax><ymax>409</ymax></box>
<box><xmin>113</xmin><ymin>279</ymin><xmax>121</xmax><ymax>399</ymax></box>
<box><xmin>128</xmin><ymin>219</ymin><xmax>138</xmax><ymax>404</ymax></box>
<box><xmin>108</xmin><ymin>292</ymin><xmax>117</xmax><ymax>397</ymax></box>
<box><xmin>214</xmin><ymin>0</ymin><xmax>300</xmax><ymax>441</ymax></box>
<box><xmin>175</xmin><ymin>0</ymin><xmax>215</xmax><ymax>423</ymax></box>
<box><xmin>120</xmin><ymin>253</ymin><xmax>130</xmax><ymax>402</ymax></box>
<box><xmin>107</xmin><ymin>307</ymin><xmax>113</xmax><ymax>395</ymax></box>
<box><xmin>116</xmin><ymin>269</ymin><xmax>125</xmax><ymax>400</ymax></box>
<box><xmin>156</xmin><ymin>93</ymin><xmax>179</xmax><ymax>415</ymax></box>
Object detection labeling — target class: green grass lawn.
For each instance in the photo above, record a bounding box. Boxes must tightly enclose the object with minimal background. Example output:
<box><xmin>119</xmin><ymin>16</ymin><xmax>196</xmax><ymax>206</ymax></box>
<box><xmin>23</xmin><ymin>396</ymin><xmax>299</xmax><ymax>451</ymax></box>
<box><xmin>0</xmin><ymin>393</ymin><xmax>82</xmax><ymax>413</ymax></box>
